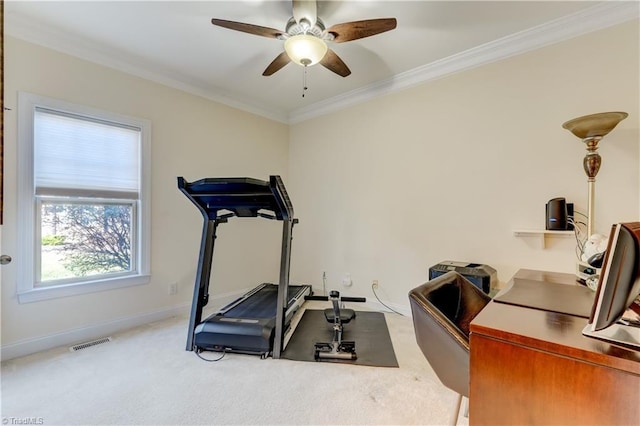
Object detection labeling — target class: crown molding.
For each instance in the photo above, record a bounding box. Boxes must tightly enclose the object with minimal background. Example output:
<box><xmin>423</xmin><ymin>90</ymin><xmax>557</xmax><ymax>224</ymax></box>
<box><xmin>6</xmin><ymin>2</ymin><xmax>638</xmax><ymax>126</ymax></box>
<box><xmin>288</xmin><ymin>2</ymin><xmax>640</xmax><ymax>124</ymax></box>
<box><xmin>4</xmin><ymin>13</ymin><xmax>290</xmax><ymax>124</ymax></box>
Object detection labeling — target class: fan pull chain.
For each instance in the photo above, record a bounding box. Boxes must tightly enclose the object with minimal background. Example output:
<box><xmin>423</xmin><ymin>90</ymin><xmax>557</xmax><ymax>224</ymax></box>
<box><xmin>302</xmin><ymin>66</ymin><xmax>309</xmax><ymax>98</ymax></box>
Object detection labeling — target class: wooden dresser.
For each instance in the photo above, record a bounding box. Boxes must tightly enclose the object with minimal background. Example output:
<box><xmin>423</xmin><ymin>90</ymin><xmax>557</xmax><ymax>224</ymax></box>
<box><xmin>469</xmin><ymin>269</ymin><xmax>640</xmax><ymax>425</ymax></box>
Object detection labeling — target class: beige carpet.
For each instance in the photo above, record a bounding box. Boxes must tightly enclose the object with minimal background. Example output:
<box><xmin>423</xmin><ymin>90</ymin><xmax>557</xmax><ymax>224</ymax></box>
<box><xmin>1</xmin><ymin>303</ymin><xmax>469</xmax><ymax>425</ymax></box>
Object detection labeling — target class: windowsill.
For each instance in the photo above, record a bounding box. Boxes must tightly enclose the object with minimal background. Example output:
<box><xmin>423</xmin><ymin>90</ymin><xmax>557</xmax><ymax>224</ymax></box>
<box><xmin>17</xmin><ymin>274</ymin><xmax>151</xmax><ymax>304</ymax></box>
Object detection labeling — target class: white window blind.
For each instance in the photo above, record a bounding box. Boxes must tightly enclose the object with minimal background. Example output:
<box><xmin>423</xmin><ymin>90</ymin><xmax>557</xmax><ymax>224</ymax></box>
<box><xmin>34</xmin><ymin>107</ymin><xmax>141</xmax><ymax>198</ymax></box>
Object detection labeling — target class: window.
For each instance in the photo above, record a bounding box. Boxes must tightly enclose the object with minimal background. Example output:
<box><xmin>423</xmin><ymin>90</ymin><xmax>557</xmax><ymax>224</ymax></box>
<box><xmin>17</xmin><ymin>92</ymin><xmax>150</xmax><ymax>303</ymax></box>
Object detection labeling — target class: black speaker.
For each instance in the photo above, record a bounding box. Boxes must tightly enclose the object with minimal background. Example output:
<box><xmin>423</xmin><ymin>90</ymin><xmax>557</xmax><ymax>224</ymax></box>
<box><xmin>428</xmin><ymin>261</ymin><xmax>497</xmax><ymax>294</ymax></box>
<box><xmin>546</xmin><ymin>198</ymin><xmax>568</xmax><ymax>230</ymax></box>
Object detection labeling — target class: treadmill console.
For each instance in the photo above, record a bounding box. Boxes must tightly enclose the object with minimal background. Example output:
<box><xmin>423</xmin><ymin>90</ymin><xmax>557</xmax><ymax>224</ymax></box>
<box><xmin>177</xmin><ymin>176</ymin><xmax>293</xmax><ymax>220</ymax></box>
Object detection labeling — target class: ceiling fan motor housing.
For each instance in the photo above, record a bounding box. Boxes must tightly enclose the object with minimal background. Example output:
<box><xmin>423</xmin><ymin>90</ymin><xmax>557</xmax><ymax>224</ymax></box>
<box><xmin>285</xmin><ymin>17</ymin><xmax>327</xmax><ymax>39</ymax></box>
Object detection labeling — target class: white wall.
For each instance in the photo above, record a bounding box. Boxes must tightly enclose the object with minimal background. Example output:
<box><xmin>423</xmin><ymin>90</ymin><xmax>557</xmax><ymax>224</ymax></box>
<box><xmin>3</xmin><ymin>20</ymin><xmax>639</xmax><ymax>358</ymax></box>
<box><xmin>2</xmin><ymin>37</ymin><xmax>289</xmax><ymax>356</ymax></box>
<box><xmin>288</xmin><ymin>20</ymin><xmax>640</xmax><ymax>310</ymax></box>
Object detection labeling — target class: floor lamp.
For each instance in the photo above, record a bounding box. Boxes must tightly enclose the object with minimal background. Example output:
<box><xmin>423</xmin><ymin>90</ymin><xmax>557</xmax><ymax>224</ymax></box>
<box><xmin>562</xmin><ymin>111</ymin><xmax>628</xmax><ymax>238</ymax></box>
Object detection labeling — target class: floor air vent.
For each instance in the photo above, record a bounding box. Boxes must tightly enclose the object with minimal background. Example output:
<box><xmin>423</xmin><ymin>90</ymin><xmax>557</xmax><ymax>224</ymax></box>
<box><xmin>69</xmin><ymin>337</ymin><xmax>112</xmax><ymax>352</ymax></box>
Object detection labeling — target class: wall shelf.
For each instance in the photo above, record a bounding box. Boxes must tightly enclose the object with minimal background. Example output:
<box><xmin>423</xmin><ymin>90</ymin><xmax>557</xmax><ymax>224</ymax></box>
<box><xmin>513</xmin><ymin>229</ymin><xmax>574</xmax><ymax>249</ymax></box>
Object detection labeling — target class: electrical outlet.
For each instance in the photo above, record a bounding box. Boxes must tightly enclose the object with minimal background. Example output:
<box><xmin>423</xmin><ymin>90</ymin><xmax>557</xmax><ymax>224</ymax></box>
<box><xmin>342</xmin><ymin>273</ymin><xmax>352</xmax><ymax>287</ymax></box>
<box><xmin>372</xmin><ymin>279</ymin><xmax>379</xmax><ymax>290</ymax></box>
<box><xmin>169</xmin><ymin>283</ymin><xmax>178</xmax><ymax>295</ymax></box>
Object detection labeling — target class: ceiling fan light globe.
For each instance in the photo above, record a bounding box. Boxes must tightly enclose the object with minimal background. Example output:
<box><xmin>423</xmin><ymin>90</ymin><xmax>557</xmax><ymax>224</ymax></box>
<box><xmin>284</xmin><ymin>34</ymin><xmax>327</xmax><ymax>66</ymax></box>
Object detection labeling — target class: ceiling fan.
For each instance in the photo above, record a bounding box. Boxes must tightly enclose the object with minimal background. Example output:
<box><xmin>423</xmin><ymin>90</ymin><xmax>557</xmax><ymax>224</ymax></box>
<box><xmin>211</xmin><ymin>0</ymin><xmax>397</xmax><ymax>77</ymax></box>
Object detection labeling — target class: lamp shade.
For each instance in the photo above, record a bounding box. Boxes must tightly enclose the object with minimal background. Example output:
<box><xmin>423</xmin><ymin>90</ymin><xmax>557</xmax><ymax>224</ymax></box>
<box><xmin>284</xmin><ymin>34</ymin><xmax>328</xmax><ymax>66</ymax></box>
<box><xmin>562</xmin><ymin>112</ymin><xmax>628</xmax><ymax>140</ymax></box>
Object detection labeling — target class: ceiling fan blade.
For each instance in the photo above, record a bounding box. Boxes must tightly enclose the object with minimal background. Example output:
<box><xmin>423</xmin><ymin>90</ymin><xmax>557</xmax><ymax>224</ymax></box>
<box><xmin>263</xmin><ymin>52</ymin><xmax>292</xmax><ymax>76</ymax></box>
<box><xmin>327</xmin><ymin>18</ymin><xmax>397</xmax><ymax>43</ymax></box>
<box><xmin>292</xmin><ymin>0</ymin><xmax>317</xmax><ymax>27</ymax></box>
<box><xmin>320</xmin><ymin>49</ymin><xmax>351</xmax><ymax>77</ymax></box>
<box><xmin>211</xmin><ymin>18</ymin><xmax>284</xmax><ymax>39</ymax></box>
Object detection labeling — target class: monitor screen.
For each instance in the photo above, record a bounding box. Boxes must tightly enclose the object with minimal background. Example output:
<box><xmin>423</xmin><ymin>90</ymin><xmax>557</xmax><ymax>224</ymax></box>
<box><xmin>588</xmin><ymin>222</ymin><xmax>640</xmax><ymax>331</ymax></box>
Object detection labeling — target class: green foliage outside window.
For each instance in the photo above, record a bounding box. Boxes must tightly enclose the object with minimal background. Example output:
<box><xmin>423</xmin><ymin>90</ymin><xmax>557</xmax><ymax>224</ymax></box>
<box><xmin>40</xmin><ymin>203</ymin><xmax>132</xmax><ymax>282</ymax></box>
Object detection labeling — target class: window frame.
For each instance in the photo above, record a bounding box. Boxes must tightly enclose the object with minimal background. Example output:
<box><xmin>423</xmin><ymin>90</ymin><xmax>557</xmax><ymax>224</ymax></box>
<box><xmin>17</xmin><ymin>92</ymin><xmax>151</xmax><ymax>303</ymax></box>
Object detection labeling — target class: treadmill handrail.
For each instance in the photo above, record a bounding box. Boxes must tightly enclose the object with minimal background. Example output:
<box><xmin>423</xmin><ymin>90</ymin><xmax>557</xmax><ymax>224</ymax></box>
<box><xmin>270</xmin><ymin>175</ymin><xmax>293</xmax><ymax>221</ymax></box>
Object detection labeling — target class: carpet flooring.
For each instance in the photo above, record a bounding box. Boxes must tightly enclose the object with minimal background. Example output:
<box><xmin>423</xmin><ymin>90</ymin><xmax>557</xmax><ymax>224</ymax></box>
<box><xmin>1</xmin><ymin>302</ymin><xmax>469</xmax><ymax>425</ymax></box>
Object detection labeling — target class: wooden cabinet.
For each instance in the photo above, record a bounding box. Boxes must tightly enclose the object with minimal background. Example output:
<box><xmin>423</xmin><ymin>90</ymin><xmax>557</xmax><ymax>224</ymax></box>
<box><xmin>469</xmin><ymin>269</ymin><xmax>640</xmax><ymax>425</ymax></box>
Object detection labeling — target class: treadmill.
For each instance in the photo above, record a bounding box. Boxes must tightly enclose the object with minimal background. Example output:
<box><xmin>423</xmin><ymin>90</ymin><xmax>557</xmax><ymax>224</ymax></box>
<box><xmin>178</xmin><ymin>175</ymin><xmax>311</xmax><ymax>358</ymax></box>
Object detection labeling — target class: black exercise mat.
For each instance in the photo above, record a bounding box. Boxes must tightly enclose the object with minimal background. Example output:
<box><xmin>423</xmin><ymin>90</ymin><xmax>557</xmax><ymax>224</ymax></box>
<box><xmin>493</xmin><ymin>278</ymin><xmax>595</xmax><ymax>318</ymax></box>
<box><xmin>282</xmin><ymin>309</ymin><xmax>399</xmax><ymax>367</ymax></box>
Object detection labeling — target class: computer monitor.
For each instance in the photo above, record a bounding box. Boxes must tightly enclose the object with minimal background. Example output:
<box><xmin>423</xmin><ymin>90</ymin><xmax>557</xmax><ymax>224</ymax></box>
<box><xmin>582</xmin><ymin>222</ymin><xmax>640</xmax><ymax>350</ymax></box>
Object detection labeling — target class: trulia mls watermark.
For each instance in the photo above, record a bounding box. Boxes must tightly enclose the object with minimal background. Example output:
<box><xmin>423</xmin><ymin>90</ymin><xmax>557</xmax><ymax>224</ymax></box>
<box><xmin>2</xmin><ymin>418</ymin><xmax>44</xmax><ymax>425</ymax></box>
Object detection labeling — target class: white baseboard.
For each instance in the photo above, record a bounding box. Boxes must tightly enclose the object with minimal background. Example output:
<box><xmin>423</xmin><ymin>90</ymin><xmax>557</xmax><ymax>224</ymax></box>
<box><xmin>1</xmin><ymin>290</ymin><xmax>246</xmax><ymax>361</ymax></box>
<box><xmin>364</xmin><ymin>300</ymin><xmax>411</xmax><ymax>317</ymax></box>
<box><xmin>0</xmin><ymin>289</ymin><xmax>408</xmax><ymax>361</ymax></box>
<box><xmin>1</xmin><ymin>304</ymin><xmax>187</xmax><ymax>361</ymax></box>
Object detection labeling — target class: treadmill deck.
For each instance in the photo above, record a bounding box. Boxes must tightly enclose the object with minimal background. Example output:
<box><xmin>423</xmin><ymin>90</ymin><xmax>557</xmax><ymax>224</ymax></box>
<box><xmin>194</xmin><ymin>283</ymin><xmax>312</xmax><ymax>356</ymax></box>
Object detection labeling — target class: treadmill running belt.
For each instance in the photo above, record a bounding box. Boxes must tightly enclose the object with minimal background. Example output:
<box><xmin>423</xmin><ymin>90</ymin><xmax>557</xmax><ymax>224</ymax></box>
<box><xmin>224</xmin><ymin>285</ymin><xmax>302</xmax><ymax>319</ymax></box>
<box><xmin>194</xmin><ymin>284</ymin><xmax>311</xmax><ymax>355</ymax></box>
